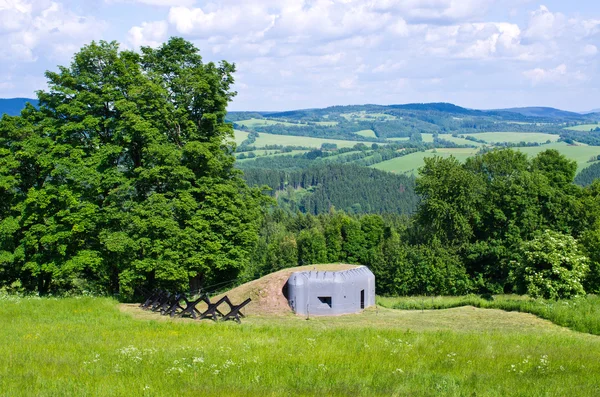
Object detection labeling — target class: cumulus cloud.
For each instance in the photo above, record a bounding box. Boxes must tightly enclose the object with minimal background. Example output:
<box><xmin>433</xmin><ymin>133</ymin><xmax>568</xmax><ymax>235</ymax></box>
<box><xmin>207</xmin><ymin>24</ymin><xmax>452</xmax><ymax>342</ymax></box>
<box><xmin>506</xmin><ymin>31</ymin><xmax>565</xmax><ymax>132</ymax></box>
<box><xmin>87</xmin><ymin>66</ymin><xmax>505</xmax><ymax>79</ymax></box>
<box><xmin>523</xmin><ymin>64</ymin><xmax>586</xmax><ymax>86</ymax></box>
<box><xmin>128</xmin><ymin>21</ymin><xmax>168</xmax><ymax>48</ymax></box>
<box><xmin>0</xmin><ymin>1</ymin><xmax>105</xmax><ymax>62</ymax></box>
<box><xmin>105</xmin><ymin>0</ymin><xmax>195</xmax><ymax>6</ymax></box>
<box><xmin>524</xmin><ymin>5</ymin><xmax>567</xmax><ymax>41</ymax></box>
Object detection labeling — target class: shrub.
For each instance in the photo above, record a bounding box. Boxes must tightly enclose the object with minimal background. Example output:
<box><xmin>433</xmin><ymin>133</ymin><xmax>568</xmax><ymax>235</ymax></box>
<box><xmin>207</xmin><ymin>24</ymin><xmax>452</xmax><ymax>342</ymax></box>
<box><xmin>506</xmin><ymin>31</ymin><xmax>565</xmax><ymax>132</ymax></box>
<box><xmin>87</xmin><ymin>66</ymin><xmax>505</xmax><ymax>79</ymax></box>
<box><xmin>510</xmin><ymin>230</ymin><xmax>588</xmax><ymax>299</ymax></box>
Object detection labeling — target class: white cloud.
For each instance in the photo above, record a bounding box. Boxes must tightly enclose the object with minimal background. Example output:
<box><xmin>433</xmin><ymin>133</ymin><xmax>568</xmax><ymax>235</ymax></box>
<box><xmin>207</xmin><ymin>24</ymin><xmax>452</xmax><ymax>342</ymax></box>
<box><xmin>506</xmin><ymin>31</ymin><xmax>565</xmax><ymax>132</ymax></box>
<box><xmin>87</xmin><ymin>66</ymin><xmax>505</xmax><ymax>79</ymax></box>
<box><xmin>523</xmin><ymin>64</ymin><xmax>586</xmax><ymax>86</ymax></box>
<box><xmin>372</xmin><ymin>60</ymin><xmax>405</xmax><ymax>73</ymax></box>
<box><xmin>373</xmin><ymin>0</ymin><xmax>493</xmax><ymax>24</ymax></box>
<box><xmin>105</xmin><ymin>0</ymin><xmax>195</xmax><ymax>6</ymax></box>
<box><xmin>339</xmin><ymin>76</ymin><xmax>357</xmax><ymax>89</ymax></box>
<box><xmin>0</xmin><ymin>1</ymin><xmax>105</xmax><ymax>62</ymax></box>
<box><xmin>128</xmin><ymin>21</ymin><xmax>168</xmax><ymax>48</ymax></box>
<box><xmin>524</xmin><ymin>5</ymin><xmax>566</xmax><ymax>41</ymax></box>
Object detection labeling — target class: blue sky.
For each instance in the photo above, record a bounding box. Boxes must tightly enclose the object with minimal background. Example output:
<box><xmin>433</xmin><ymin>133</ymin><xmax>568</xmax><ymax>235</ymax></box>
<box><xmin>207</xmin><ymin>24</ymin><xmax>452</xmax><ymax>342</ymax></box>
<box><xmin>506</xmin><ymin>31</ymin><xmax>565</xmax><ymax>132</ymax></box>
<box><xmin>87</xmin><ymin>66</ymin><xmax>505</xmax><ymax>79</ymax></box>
<box><xmin>1</xmin><ymin>0</ymin><xmax>599</xmax><ymax>111</ymax></box>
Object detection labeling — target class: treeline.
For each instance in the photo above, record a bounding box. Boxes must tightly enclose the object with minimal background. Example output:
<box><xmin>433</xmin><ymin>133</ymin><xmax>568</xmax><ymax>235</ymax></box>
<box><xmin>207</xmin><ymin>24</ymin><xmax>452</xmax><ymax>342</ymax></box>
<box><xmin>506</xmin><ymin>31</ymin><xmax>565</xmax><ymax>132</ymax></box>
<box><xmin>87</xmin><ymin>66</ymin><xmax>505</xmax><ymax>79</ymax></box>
<box><xmin>236</xmin><ymin>140</ymin><xmax>453</xmax><ymax>172</ymax></box>
<box><xmin>575</xmin><ymin>162</ymin><xmax>600</xmax><ymax>186</ymax></box>
<box><xmin>560</xmin><ymin>130</ymin><xmax>600</xmax><ymax>146</ymax></box>
<box><xmin>243</xmin><ymin>164</ymin><xmax>418</xmax><ymax>215</ymax></box>
<box><xmin>246</xmin><ymin>149</ymin><xmax>600</xmax><ymax>299</ymax></box>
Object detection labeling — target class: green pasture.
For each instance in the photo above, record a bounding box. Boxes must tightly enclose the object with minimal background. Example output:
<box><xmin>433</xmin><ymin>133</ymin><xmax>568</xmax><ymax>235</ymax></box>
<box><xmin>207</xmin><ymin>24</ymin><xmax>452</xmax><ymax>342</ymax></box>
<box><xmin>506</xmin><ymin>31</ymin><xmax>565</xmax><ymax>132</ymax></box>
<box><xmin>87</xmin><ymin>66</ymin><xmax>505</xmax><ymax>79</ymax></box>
<box><xmin>354</xmin><ymin>129</ymin><xmax>377</xmax><ymax>138</ymax></box>
<box><xmin>440</xmin><ymin>135</ymin><xmax>483</xmax><ymax>146</ymax></box>
<box><xmin>252</xmin><ymin>132</ymin><xmax>374</xmax><ymax>149</ymax></box>
<box><xmin>372</xmin><ymin>148</ymin><xmax>479</xmax><ymax>175</ymax></box>
<box><xmin>1</xmin><ymin>296</ymin><xmax>599</xmax><ymax>396</ymax></box>
<box><xmin>515</xmin><ymin>142</ymin><xmax>600</xmax><ymax>171</ymax></box>
<box><xmin>373</xmin><ymin>142</ymin><xmax>600</xmax><ymax>174</ymax></box>
<box><xmin>236</xmin><ymin>118</ymin><xmax>302</xmax><ymax>128</ymax></box>
<box><xmin>386</xmin><ymin>137</ymin><xmax>410</xmax><ymax>142</ymax></box>
<box><xmin>467</xmin><ymin>132</ymin><xmax>559</xmax><ymax>144</ymax></box>
<box><xmin>233</xmin><ymin>129</ymin><xmax>249</xmax><ymax>145</ymax></box>
<box><xmin>565</xmin><ymin>124</ymin><xmax>600</xmax><ymax>131</ymax></box>
<box><xmin>314</xmin><ymin>121</ymin><xmax>338</xmax><ymax>126</ymax></box>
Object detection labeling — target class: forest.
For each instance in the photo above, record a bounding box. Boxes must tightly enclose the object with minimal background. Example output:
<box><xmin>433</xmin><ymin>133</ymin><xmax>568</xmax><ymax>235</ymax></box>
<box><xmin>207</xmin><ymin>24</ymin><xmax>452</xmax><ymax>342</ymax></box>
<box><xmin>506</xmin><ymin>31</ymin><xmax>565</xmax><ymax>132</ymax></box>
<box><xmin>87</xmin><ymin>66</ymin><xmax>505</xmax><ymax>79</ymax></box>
<box><xmin>1</xmin><ymin>38</ymin><xmax>600</xmax><ymax>301</ymax></box>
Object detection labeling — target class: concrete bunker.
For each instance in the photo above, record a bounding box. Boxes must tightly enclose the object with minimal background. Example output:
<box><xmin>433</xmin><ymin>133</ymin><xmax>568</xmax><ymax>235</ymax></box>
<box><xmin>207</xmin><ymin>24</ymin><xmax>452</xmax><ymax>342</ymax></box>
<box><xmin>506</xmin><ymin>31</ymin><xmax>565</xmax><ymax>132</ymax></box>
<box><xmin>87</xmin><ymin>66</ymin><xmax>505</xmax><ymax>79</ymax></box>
<box><xmin>283</xmin><ymin>266</ymin><xmax>375</xmax><ymax>316</ymax></box>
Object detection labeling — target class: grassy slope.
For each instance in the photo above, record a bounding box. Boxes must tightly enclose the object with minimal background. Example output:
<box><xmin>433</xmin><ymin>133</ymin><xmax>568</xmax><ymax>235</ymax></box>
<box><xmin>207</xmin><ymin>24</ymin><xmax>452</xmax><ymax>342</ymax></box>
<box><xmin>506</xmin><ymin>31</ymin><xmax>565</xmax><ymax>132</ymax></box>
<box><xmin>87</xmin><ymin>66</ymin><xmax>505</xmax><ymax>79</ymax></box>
<box><xmin>252</xmin><ymin>132</ymin><xmax>374</xmax><ymax>149</ymax></box>
<box><xmin>565</xmin><ymin>124</ymin><xmax>600</xmax><ymax>131</ymax></box>
<box><xmin>1</xmin><ymin>296</ymin><xmax>599</xmax><ymax>396</ymax></box>
<box><xmin>373</xmin><ymin>142</ymin><xmax>600</xmax><ymax>175</ymax></box>
<box><xmin>354</xmin><ymin>129</ymin><xmax>377</xmax><ymax>138</ymax></box>
<box><xmin>233</xmin><ymin>130</ymin><xmax>249</xmax><ymax>145</ymax></box>
<box><xmin>378</xmin><ymin>295</ymin><xmax>600</xmax><ymax>335</ymax></box>
<box><xmin>467</xmin><ymin>132</ymin><xmax>559</xmax><ymax>143</ymax></box>
<box><xmin>372</xmin><ymin>148</ymin><xmax>479</xmax><ymax>174</ymax></box>
<box><xmin>236</xmin><ymin>118</ymin><xmax>301</xmax><ymax>128</ymax></box>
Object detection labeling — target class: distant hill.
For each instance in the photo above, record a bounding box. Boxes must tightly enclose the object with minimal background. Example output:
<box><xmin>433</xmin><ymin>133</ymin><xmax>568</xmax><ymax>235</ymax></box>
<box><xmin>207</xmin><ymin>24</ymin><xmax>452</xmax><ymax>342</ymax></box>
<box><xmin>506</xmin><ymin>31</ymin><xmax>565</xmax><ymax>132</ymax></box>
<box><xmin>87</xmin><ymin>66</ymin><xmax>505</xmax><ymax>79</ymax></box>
<box><xmin>580</xmin><ymin>109</ymin><xmax>600</xmax><ymax>115</ymax></box>
<box><xmin>0</xmin><ymin>98</ymin><xmax>38</xmax><ymax>116</ymax></box>
<box><xmin>494</xmin><ymin>107</ymin><xmax>584</xmax><ymax>120</ymax></box>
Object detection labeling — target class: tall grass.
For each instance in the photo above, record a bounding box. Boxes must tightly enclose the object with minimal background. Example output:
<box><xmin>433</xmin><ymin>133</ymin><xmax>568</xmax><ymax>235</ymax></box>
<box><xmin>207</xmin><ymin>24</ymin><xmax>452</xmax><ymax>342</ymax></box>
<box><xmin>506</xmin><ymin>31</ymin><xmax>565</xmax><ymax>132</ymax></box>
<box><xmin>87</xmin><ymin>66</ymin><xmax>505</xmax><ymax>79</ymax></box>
<box><xmin>377</xmin><ymin>294</ymin><xmax>600</xmax><ymax>335</ymax></box>
<box><xmin>1</xmin><ymin>296</ymin><xmax>599</xmax><ymax>396</ymax></box>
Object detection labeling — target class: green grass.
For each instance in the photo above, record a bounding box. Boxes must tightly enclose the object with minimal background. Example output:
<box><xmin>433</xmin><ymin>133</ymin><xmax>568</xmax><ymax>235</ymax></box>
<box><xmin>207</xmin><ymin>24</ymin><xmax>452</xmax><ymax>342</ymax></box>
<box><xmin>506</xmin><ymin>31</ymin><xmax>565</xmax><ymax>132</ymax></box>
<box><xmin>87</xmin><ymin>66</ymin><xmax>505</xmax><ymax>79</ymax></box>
<box><xmin>372</xmin><ymin>142</ymin><xmax>600</xmax><ymax>174</ymax></box>
<box><xmin>378</xmin><ymin>294</ymin><xmax>600</xmax><ymax>335</ymax></box>
<box><xmin>467</xmin><ymin>132</ymin><xmax>559</xmax><ymax>144</ymax></box>
<box><xmin>314</xmin><ymin>121</ymin><xmax>338</xmax><ymax>126</ymax></box>
<box><xmin>354</xmin><ymin>129</ymin><xmax>377</xmax><ymax>138</ymax></box>
<box><xmin>565</xmin><ymin>124</ymin><xmax>600</xmax><ymax>131</ymax></box>
<box><xmin>372</xmin><ymin>148</ymin><xmax>479</xmax><ymax>175</ymax></box>
<box><xmin>233</xmin><ymin>129</ymin><xmax>249</xmax><ymax>145</ymax></box>
<box><xmin>252</xmin><ymin>132</ymin><xmax>375</xmax><ymax>149</ymax></box>
<box><xmin>1</xmin><ymin>296</ymin><xmax>600</xmax><ymax>396</ymax></box>
<box><xmin>515</xmin><ymin>142</ymin><xmax>600</xmax><ymax>172</ymax></box>
<box><xmin>236</xmin><ymin>118</ymin><xmax>301</xmax><ymax>128</ymax></box>
<box><xmin>422</xmin><ymin>133</ymin><xmax>435</xmax><ymax>142</ymax></box>
<box><xmin>438</xmin><ymin>134</ymin><xmax>484</xmax><ymax>146</ymax></box>
<box><xmin>386</xmin><ymin>137</ymin><xmax>410</xmax><ymax>142</ymax></box>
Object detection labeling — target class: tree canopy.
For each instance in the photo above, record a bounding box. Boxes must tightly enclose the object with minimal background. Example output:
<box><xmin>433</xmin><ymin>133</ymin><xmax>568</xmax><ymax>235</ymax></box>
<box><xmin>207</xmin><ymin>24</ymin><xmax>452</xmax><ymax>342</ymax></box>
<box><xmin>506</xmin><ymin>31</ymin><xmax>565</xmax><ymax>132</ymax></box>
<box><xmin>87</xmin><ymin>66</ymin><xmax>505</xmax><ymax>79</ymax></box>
<box><xmin>0</xmin><ymin>38</ymin><xmax>264</xmax><ymax>297</ymax></box>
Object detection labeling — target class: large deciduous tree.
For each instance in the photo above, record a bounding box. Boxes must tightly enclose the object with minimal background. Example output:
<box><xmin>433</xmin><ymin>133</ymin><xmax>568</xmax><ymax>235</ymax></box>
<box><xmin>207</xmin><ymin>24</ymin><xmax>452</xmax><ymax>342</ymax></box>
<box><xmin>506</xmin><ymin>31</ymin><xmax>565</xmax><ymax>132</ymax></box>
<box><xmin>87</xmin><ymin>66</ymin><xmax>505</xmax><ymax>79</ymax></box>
<box><xmin>0</xmin><ymin>38</ymin><xmax>264</xmax><ymax>297</ymax></box>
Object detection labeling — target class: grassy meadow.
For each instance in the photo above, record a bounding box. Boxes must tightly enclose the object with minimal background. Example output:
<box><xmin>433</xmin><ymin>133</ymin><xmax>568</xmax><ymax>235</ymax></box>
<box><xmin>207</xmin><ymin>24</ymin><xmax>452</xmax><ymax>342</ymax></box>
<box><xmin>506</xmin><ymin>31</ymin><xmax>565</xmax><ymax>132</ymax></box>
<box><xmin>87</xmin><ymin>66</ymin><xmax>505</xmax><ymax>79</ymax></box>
<box><xmin>354</xmin><ymin>129</ymin><xmax>377</xmax><ymax>138</ymax></box>
<box><xmin>373</xmin><ymin>142</ymin><xmax>600</xmax><ymax>174</ymax></box>
<box><xmin>233</xmin><ymin>129</ymin><xmax>249</xmax><ymax>145</ymax></box>
<box><xmin>252</xmin><ymin>132</ymin><xmax>374</xmax><ymax>149</ymax></box>
<box><xmin>372</xmin><ymin>148</ymin><xmax>479</xmax><ymax>174</ymax></box>
<box><xmin>1</xmin><ymin>295</ymin><xmax>599</xmax><ymax>396</ymax></box>
<box><xmin>236</xmin><ymin>118</ymin><xmax>301</xmax><ymax>128</ymax></box>
<box><xmin>466</xmin><ymin>132</ymin><xmax>559</xmax><ymax>144</ymax></box>
<box><xmin>565</xmin><ymin>124</ymin><xmax>600</xmax><ymax>131</ymax></box>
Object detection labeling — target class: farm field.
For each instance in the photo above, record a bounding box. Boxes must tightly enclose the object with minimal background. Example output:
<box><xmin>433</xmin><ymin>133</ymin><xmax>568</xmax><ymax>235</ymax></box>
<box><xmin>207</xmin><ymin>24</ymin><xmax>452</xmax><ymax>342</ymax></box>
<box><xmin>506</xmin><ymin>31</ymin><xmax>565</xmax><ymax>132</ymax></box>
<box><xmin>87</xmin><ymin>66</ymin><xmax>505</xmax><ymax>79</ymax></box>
<box><xmin>372</xmin><ymin>148</ymin><xmax>479</xmax><ymax>174</ymax></box>
<box><xmin>354</xmin><ymin>129</ymin><xmax>377</xmax><ymax>138</ymax></box>
<box><xmin>426</xmin><ymin>134</ymin><xmax>486</xmax><ymax>146</ymax></box>
<box><xmin>236</xmin><ymin>118</ymin><xmax>301</xmax><ymax>128</ymax></box>
<box><xmin>467</xmin><ymin>132</ymin><xmax>559</xmax><ymax>144</ymax></box>
<box><xmin>1</xmin><ymin>296</ymin><xmax>599</xmax><ymax>396</ymax></box>
<box><xmin>233</xmin><ymin>129</ymin><xmax>249</xmax><ymax>145</ymax></box>
<box><xmin>252</xmin><ymin>132</ymin><xmax>374</xmax><ymax>149</ymax></box>
<box><xmin>515</xmin><ymin>142</ymin><xmax>600</xmax><ymax>171</ymax></box>
<box><xmin>565</xmin><ymin>124</ymin><xmax>600</xmax><ymax>131</ymax></box>
<box><xmin>314</xmin><ymin>121</ymin><xmax>338</xmax><ymax>126</ymax></box>
<box><xmin>386</xmin><ymin>137</ymin><xmax>410</xmax><ymax>142</ymax></box>
<box><xmin>372</xmin><ymin>142</ymin><xmax>600</xmax><ymax>174</ymax></box>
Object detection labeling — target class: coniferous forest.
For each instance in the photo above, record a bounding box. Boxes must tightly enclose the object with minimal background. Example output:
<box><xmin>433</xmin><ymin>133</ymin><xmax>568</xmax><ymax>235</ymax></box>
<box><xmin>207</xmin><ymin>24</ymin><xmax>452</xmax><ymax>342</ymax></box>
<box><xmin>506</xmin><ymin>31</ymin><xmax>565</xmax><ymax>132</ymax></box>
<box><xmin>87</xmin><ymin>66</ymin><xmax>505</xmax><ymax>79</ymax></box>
<box><xmin>1</xmin><ymin>38</ymin><xmax>600</xmax><ymax>301</ymax></box>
